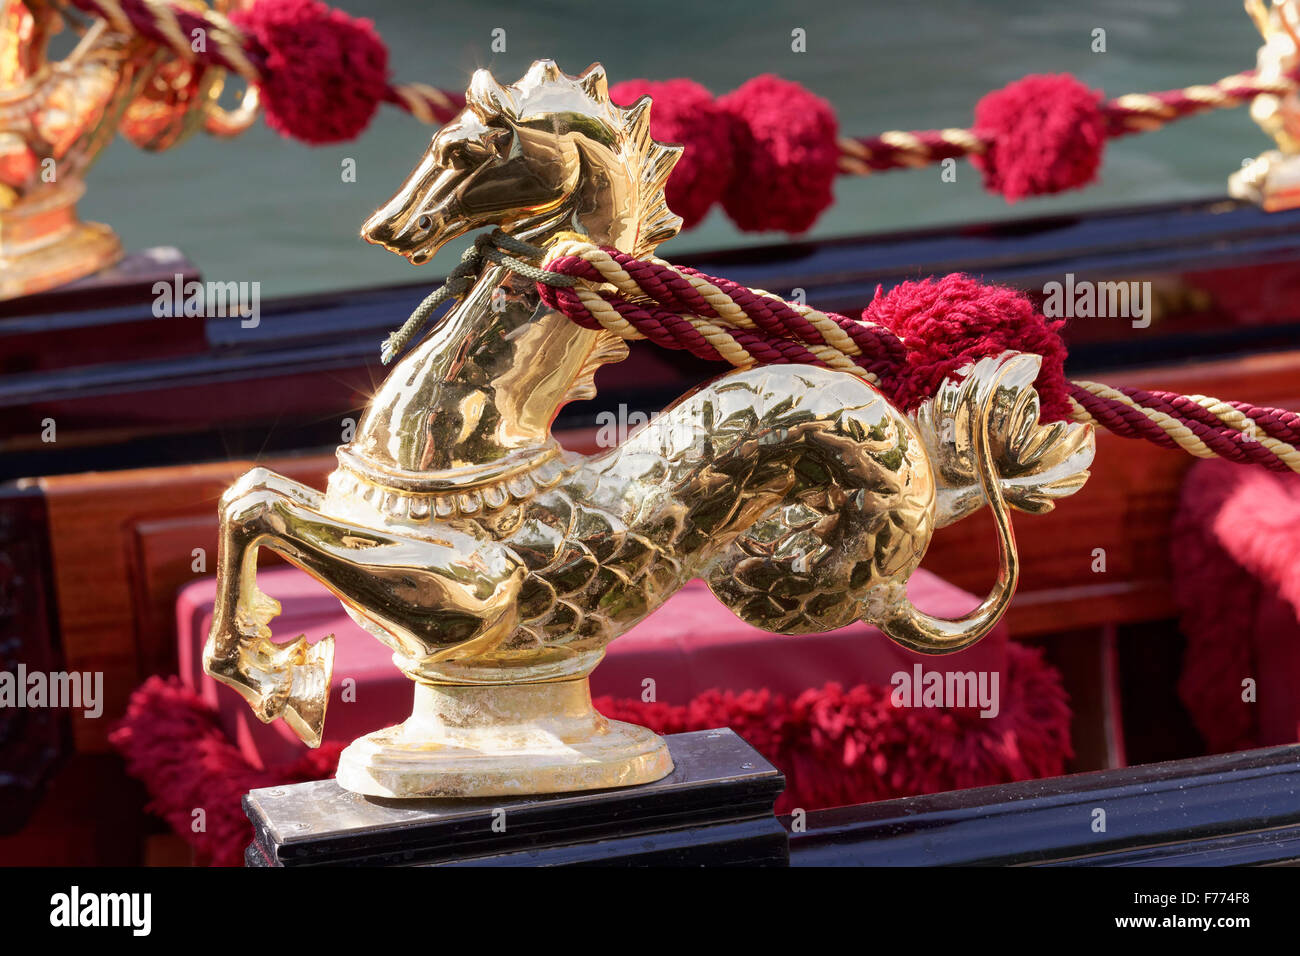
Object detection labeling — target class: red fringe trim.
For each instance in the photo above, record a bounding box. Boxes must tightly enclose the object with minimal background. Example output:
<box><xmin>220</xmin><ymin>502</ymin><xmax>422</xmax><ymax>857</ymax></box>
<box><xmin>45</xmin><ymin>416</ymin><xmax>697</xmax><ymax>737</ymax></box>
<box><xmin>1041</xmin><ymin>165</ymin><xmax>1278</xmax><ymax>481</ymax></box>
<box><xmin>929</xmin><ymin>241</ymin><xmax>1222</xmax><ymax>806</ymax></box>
<box><xmin>596</xmin><ymin>643</ymin><xmax>1072</xmax><ymax>813</ymax></box>
<box><xmin>109</xmin><ymin>678</ymin><xmax>344</xmax><ymax>867</ymax></box>
<box><xmin>1173</xmin><ymin>459</ymin><xmax>1300</xmax><ymax>751</ymax></box>
<box><xmin>111</xmin><ymin>643</ymin><xmax>1070</xmax><ymax>865</ymax></box>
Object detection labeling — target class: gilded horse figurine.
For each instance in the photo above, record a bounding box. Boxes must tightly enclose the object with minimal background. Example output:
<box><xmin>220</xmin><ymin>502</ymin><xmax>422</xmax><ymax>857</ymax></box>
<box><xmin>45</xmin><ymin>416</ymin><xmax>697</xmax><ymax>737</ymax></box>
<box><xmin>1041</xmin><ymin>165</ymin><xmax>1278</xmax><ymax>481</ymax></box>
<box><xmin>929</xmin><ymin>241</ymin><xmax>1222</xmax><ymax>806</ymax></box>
<box><xmin>204</xmin><ymin>60</ymin><xmax>1094</xmax><ymax>798</ymax></box>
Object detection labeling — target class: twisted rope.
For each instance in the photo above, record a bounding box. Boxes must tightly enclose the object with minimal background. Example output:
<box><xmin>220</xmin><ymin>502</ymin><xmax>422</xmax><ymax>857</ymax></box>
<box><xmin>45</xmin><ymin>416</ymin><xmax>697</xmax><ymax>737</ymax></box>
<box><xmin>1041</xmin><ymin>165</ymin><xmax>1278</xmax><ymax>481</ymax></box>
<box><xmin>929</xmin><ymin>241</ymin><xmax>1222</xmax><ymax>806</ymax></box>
<box><xmin>523</xmin><ymin>239</ymin><xmax>1300</xmax><ymax>476</ymax></box>
<box><xmin>538</xmin><ymin>239</ymin><xmax>904</xmax><ymax>383</ymax></box>
<box><xmin>60</xmin><ymin>0</ymin><xmax>464</xmax><ymax>125</ymax></box>
<box><xmin>1068</xmin><ymin>381</ymin><xmax>1300</xmax><ymax>473</ymax></box>
<box><xmin>69</xmin><ymin>0</ymin><xmax>261</xmax><ymax>80</ymax></box>
<box><xmin>58</xmin><ymin>1</ymin><xmax>1297</xmax><ymax>180</ymax></box>
<box><xmin>838</xmin><ymin>68</ymin><xmax>1296</xmax><ymax>175</ymax></box>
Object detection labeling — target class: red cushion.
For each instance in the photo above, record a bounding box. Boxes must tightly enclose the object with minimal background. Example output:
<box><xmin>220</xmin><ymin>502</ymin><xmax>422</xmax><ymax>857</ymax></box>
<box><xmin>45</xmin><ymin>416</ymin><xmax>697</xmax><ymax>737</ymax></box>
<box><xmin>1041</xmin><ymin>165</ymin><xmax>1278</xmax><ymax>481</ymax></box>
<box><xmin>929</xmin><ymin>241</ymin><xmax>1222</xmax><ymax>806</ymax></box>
<box><xmin>178</xmin><ymin>567</ymin><xmax>1007</xmax><ymax>768</ymax></box>
<box><xmin>1174</xmin><ymin>459</ymin><xmax>1300</xmax><ymax>751</ymax></box>
<box><xmin>1254</xmin><ymin>589</ymin><xmax>1300</xmax><ymax>744</ymax></box>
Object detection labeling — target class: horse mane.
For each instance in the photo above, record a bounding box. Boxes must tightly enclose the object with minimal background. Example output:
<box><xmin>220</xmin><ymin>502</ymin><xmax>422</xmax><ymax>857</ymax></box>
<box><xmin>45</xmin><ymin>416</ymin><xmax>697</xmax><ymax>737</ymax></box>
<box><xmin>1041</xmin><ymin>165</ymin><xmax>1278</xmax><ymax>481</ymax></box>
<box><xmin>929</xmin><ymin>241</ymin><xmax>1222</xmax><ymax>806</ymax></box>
<box><xmin>467</xmin><ymin>60</ymin><xmax>684</xmax><ymax>258</ymax></box>
<box><xmin>614</xmin><ymin>89</ymin><xmax>686</xmax><ymax>257</ymax></box>
<box><xmin>466</xmin><ymin>61</ymin><xmax>682</xmax><ymax>406</ymax></box>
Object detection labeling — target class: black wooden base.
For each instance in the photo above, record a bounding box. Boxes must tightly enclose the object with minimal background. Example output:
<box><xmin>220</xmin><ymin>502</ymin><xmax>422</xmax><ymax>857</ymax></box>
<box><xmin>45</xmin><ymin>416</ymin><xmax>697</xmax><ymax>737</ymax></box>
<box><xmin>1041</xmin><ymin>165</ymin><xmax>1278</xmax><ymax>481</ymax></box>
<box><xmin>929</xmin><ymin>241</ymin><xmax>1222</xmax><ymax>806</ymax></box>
<box><xmin>789</xmin><ymin>742</ymin><xmax>1300</xmax><ymax>866</ymax></box>
<box><xmin>244</xmin><ymin>728</ymin><xmax>787</xmax><ymax>866</ymax></box>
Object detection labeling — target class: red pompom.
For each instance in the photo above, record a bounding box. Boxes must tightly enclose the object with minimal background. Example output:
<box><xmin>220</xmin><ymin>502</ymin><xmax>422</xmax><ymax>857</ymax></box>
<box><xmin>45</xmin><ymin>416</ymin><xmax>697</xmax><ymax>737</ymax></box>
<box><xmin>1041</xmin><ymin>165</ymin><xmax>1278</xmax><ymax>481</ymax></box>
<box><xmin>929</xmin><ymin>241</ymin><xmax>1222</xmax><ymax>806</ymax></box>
<box><xmin>717</xmin><ymin>75</ymin><xmax>838</xmax><ymax>233</ymax></box>
<box><xmin>863</xmin><ymin>274</ymin><xmax>1071</xmax><ymax>421</ymax></box>
<box><xmin>234</xmin><ymin>0</ymin><xmax>389</xmax><ymax>144</ymax></box>
<box><xmin>970</xmin><ymin>74</ymin><xmax>1106</xmax><ymax>202</ymax></box>
<box><xmin>611</xmin><ymin>79</ymin><xmax>735</xmax><ymax>230</ymax></box>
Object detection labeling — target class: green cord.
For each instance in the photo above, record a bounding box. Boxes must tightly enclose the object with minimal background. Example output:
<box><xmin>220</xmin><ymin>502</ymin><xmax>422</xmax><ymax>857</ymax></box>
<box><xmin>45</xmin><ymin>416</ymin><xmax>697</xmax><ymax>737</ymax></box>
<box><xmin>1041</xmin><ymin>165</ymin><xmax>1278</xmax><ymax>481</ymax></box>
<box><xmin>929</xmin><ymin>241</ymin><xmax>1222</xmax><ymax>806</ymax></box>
<box><xmin>380</xmin><ymin>230</ymin><xmax>578</xmax><ymax>365</ymax></box>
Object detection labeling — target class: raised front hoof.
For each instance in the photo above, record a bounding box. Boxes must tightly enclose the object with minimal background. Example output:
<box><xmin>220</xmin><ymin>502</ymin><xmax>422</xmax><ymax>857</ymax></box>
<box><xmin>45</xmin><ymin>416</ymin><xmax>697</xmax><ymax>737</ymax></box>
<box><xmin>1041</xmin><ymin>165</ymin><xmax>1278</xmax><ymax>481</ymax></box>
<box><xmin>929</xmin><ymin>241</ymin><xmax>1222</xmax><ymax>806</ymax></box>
<box><xmin>278</xmin><ymin>634</ymin><xmax>335</xmax><ymax>748</ymax></box>
<box><xmin>206</xmin><ymin>632</ymin><xmax>336</xmax><ymax>747</ymax></box>
<box><xmin>335</xmin><ymin>678</ymin><xmax>673</xmax><ymax>798</ymax></box>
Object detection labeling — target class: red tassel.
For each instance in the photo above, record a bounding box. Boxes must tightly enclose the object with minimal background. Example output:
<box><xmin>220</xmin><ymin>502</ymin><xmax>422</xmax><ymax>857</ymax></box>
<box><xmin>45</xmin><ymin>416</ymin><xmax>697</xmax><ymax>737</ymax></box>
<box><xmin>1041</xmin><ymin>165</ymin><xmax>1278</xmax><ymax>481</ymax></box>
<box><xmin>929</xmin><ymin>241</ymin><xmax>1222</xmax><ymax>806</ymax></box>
<box><xmin>718</xmin><ymin>75</ymin><xmax>839</xmax><ymax>234</ymax></box>
<box><xmin>611</xmin><ymin>79</ymin><xmax>736</xmax><ymax>230</ymax></box>
<box><xmin>1174</xmin><ymin>460</ymin><xmax>1300</xmax><ymax>752</ymax></box>
<box><xmin>113</xmin><ymin>644</ymin><xmax>1070</xmax><ymax>861</ymax></box>
<box><xmin>233</xmin><ymin>0</ymin><xmax>389</xmax><ymax>145</ymax></box>
<box><xmin>109</xmin><ymin>676</ymin><xmax>343</xmax><ymax>866</ymax></box>
<box><xmin>862</xmin><ymin>273</ymin><xmax>1072</xmax><ymax>422</ymax></box>
<box><xmin>971</xmin><ymin>74</ymin><xmax>1107</xmax><ymax>201</ymax></box>
<box><xmin>612</xmin><ymin>74</ymin><xmax>839</xmax><ymax>234</ymax></box>
<box><xmin>596</xmin><ymin>643</ymin><xmax>1071</xmax><ymax>814</ymax></box>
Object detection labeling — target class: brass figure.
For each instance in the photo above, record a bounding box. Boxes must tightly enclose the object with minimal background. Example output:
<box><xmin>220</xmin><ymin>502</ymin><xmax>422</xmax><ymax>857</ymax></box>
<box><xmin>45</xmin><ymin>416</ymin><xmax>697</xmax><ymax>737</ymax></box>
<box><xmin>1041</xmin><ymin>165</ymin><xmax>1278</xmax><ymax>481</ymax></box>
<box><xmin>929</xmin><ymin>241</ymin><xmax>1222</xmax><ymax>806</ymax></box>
<box><xmin>204</xmin><ymin>61</ymin><xmax>1094</xmax><ymax>798</ymax></box>
<box><xmin>1231</xmin><ymin>0</ymin><xmax>1300</xmax><ymax>209</ymax></box>
<box><xmin>0</xmin><ymin>0</ymin><xmax>257</xmax><ymax>299</ymax></box>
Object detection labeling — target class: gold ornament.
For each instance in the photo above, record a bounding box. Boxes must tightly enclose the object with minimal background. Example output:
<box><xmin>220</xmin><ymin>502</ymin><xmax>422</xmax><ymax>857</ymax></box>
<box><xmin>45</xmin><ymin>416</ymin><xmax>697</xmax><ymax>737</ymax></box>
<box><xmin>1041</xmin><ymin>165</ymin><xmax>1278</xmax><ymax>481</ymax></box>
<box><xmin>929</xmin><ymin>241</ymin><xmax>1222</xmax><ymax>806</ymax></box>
<box><xmin>204</xmin><ymin>61</ymin><xmax>1094</xmax><ymax>799</ymax></box>
<box><xmin>1231</xmin><ymin>0</ymin><xmax>1300</xmax><ymax>209</ymax></box>
<box><xmin>0</xmin><ymin>0</ymin><xmax>257</xmax><ymax>299</ymax></box>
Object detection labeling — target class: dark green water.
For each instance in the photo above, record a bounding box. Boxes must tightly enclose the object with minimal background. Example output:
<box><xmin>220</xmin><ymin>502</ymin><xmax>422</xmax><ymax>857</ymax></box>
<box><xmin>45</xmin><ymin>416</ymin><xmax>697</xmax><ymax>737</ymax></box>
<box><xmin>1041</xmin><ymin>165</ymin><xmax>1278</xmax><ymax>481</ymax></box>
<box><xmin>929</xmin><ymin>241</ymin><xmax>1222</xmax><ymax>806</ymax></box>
<box><xmin>79</xmin><ymin>0</ymin><xmax>1267</xmax><ymax>298</ymax></box>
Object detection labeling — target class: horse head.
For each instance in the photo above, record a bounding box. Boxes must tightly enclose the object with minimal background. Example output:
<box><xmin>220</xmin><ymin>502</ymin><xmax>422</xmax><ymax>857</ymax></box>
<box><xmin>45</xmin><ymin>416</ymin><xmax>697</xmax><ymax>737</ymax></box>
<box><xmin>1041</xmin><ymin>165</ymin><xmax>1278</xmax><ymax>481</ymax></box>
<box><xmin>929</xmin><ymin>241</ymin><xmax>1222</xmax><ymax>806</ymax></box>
<box><xmin>362</xmin><ymin>59</ymin><xmax>683</xmax><ymax>259</ymax></box>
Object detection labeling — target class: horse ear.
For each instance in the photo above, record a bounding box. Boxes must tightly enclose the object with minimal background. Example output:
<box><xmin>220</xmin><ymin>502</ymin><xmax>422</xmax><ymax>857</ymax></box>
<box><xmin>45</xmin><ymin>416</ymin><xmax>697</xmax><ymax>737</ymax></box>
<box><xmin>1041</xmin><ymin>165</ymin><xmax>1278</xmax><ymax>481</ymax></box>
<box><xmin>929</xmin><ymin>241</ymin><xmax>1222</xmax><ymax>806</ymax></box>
<box><xmin>579</xmin><ymin>64</ymin><xmax>609</xmax><ymax>101</ymax></box>
<box><xmin>521</xmin><ymin>59</ymin><xmax>563</xmax><ymax>87</ymax></box>
<box><xmin>467</xmin><ymin>69</ymin><xmax>514</xmax><ymax>118</ymax></box>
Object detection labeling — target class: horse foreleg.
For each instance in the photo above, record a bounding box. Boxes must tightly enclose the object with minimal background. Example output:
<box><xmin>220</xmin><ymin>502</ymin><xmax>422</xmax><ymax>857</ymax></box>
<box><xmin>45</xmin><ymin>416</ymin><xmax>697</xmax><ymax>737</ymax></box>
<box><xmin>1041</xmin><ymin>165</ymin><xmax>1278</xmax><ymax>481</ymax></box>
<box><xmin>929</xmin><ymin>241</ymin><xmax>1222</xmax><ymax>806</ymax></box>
<box><xmin>205</xmin><ymin>468</ymin><xmax>334</xmax><ymax>744</ymax></box>
<box><xmin>204</xmin><ymin>468</ymin><xmax>525</xmax><ymax>745</ymax></box>
<box><xmin>214</xmin><ymin>467</ymin><xmax>323</xmax><ymax>636</ymax></box>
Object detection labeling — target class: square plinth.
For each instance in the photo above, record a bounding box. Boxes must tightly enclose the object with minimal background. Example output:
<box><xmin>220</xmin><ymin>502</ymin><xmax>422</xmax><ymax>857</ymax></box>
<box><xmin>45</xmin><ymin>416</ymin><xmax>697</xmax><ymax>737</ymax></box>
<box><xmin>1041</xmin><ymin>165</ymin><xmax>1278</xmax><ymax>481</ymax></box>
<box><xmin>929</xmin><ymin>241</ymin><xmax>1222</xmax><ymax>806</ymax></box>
<box><xmin>244</xmin><ymin>728</ymin><xmax>788</xmax><ymax>867</ymax></box>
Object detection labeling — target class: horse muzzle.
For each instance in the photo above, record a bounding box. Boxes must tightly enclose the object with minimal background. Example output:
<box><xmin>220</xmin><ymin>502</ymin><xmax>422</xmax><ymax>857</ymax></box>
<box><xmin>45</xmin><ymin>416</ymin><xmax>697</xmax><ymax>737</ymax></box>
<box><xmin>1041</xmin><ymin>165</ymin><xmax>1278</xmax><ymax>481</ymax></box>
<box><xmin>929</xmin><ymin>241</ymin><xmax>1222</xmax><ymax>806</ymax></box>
<box><xmin>363</xmin><ymin>204</ymin><xmax>469</xmax><ymax>265</ymax></box>
<box><xmin>362</xmin><ymin>157</ymin><xmax>470</xmax><ymax>265</ymax></box>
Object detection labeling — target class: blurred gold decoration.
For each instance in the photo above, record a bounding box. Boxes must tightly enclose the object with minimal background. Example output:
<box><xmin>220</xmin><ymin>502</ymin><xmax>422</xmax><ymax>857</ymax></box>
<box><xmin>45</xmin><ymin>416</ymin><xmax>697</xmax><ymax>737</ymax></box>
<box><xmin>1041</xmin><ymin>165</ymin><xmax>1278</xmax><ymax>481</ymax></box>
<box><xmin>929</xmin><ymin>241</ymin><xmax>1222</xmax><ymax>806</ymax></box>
<box><xmin>1231</xmin><ymin>0</ymin><xmax>1300</xmax><ymax>209</ymax></box>
<box><xmin>203</xmin><ymin>61</ymin><xmax>1094</xmax><ymax>799</ymax></box>
<box><xmin>0</xmin><ymin>0</ymin><xmax>256</xmax><ymax>299</ymax></box>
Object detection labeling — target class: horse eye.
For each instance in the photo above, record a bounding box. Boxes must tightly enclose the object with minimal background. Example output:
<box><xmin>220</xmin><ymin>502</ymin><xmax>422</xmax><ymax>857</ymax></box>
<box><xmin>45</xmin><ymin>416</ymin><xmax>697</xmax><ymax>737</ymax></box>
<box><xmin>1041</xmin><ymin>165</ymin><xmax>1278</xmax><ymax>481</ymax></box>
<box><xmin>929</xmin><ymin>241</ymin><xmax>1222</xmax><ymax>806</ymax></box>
<box><xmin>435</xmin><ymin>137</ymin><xmax>476</xmax><ymax>169</ymax></box>
<box><xmin>485</xmin><ymin>128</ymin><xmax>512</xmax><ymax>156</ymax></box>
<box><xmin>417</xmin><ymin>215</ymin><xmax>433</xmax><ymax>232</ymax></box>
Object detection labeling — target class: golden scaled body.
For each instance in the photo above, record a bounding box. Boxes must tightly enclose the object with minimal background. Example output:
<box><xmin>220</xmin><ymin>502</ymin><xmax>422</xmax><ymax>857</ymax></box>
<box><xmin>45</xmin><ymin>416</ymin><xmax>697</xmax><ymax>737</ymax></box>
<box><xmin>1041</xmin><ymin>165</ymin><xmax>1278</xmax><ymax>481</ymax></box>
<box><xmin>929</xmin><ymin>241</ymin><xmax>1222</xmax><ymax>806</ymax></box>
<box><xmin>0</xmin><ymin>0</ymin><xmax>256</xmax><ymax>298</ymax></box>
<box><xmin>204</xmin><ymin>61</ymin><xmax>1094</xmax><ymax>798</ymax></box>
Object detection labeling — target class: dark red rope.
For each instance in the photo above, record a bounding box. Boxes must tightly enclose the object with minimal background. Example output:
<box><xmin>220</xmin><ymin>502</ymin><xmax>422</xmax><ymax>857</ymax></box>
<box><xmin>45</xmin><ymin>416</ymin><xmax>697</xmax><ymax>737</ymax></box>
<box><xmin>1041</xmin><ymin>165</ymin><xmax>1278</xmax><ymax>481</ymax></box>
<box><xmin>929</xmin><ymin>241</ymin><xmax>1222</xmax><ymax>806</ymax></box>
<box><xmin>1100</xmin><ymin>72</ymin><xmax>1282</xmax><ymax>138</ymax></box>
<box><xmin>541</xmin><ymin>251</ymin><xmax>1300</xmax><ymax>475</ymax></box>
<box><xmin>1068</xmin><ymin>383</ymin><xmax>1300</xmax><ymax>473</ymax></box>
<box><xmin>69</xmin><ymin>0</ymin><xmax>271</xmax><ymax>77</ymax></box>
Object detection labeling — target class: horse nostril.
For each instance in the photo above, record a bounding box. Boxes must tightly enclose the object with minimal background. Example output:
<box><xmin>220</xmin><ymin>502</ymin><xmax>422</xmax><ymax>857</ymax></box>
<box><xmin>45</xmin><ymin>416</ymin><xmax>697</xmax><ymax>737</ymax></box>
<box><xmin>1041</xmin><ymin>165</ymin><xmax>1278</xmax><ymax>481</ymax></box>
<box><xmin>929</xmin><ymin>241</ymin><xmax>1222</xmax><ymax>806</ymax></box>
<box><xmin>417</xmin><ymin>215</ymin><xmax>433</xmax><ymax>233</ymax></box>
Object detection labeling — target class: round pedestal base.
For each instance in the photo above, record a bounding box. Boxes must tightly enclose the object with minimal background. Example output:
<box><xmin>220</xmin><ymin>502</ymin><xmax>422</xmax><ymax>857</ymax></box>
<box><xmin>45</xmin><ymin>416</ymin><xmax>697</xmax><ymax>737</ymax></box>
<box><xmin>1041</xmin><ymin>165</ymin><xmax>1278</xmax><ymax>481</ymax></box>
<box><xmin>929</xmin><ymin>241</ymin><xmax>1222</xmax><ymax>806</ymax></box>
<box><xmin>336</xmin><ymin>678</ymin><xmax>673</xmax><ymax>798</ymax></box>
<box><xmin>1</xmin><ymin>188</ymin><xmax>124</xmax><ymax>299</ymax></box>
<box><xmin>1230</xmin><ymin>150</ymin><xmax>1300</xmax><ymax>212</ymax></box>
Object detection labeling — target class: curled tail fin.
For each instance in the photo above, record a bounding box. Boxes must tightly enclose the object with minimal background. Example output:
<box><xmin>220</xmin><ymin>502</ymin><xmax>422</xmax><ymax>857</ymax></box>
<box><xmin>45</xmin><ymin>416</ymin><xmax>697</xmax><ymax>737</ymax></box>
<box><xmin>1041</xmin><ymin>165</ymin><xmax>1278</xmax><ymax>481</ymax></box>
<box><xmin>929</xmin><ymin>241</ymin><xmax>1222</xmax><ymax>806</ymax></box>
<box><xmin>914</xmin><ymin>352</ymin><xmax>1095</xmax><ymax>527</ymax></box>
<box><xmin>873</xmin><ymin>354</ymin><xmax>1022</xmax><ymax>654</ymax></box>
